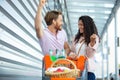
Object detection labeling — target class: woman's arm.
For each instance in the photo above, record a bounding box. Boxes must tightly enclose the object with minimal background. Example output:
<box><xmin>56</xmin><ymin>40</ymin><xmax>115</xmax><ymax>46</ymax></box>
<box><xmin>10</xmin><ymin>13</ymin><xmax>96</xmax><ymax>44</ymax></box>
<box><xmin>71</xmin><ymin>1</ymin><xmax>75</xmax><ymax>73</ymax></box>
<box><xmin>86</xmin><ymin>34</ymin><xmax>99</xmax><ymax>58</ymax></box>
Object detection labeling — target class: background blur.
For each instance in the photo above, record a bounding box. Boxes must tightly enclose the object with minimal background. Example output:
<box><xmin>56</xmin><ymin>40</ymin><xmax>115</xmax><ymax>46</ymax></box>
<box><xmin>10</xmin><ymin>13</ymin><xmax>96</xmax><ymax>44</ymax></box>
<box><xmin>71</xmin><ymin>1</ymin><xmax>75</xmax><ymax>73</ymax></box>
<box><xmin>0</xmin><ymin>0</ymin><xmax>120</xmax><ymax>80</ymax></box>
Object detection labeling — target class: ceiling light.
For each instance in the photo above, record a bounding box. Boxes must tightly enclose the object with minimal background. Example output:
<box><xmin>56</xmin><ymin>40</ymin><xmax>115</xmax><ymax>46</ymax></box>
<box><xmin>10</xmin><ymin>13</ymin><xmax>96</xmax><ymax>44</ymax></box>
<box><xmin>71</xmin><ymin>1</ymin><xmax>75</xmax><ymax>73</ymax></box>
<box><xmin>105</xmin><ymin>11</ymin><xmax>111</xmax><ymax>14</ymax></box>
<box><xmin>104</xmin><ymin>4</ymin><xmax>114</xmax><ymax>8</ymax></box>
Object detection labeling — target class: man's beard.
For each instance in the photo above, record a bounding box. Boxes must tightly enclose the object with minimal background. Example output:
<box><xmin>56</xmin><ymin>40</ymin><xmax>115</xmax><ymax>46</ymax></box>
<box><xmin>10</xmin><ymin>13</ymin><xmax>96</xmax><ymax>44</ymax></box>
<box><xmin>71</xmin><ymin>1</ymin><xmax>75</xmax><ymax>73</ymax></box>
<box><xmin>58</xmin><ymin>26</ymin><xmax>62</xmax><ymax>30</ymax></box>
<box><xmin>55</xmin><ymin>25</ymin><xmax>62</xmax><ymax>31</ymax></box>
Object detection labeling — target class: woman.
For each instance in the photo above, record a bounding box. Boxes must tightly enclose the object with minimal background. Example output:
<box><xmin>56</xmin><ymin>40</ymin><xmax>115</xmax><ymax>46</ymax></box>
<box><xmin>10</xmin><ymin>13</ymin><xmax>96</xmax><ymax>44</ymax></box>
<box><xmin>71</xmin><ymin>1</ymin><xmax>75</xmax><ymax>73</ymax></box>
<box><xmin>69</xmin><ymin>15</ymin><xmax>100</xmax><ymax>80</ymax></box>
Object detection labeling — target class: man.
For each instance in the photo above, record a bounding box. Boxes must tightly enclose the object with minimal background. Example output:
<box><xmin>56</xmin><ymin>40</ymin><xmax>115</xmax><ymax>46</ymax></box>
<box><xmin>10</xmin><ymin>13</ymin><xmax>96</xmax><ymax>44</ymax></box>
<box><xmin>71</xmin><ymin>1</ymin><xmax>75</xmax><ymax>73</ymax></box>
<box><xmin>35</xmin><ymin>0</ymin><xmax>70</xmax><ymax>56</ymax></box>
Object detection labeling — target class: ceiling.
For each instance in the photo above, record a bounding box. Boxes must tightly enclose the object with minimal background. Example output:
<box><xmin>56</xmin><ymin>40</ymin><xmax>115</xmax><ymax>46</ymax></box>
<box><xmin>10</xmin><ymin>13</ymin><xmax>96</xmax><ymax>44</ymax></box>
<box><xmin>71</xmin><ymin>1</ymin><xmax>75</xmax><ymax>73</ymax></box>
<box><xmin>46</xmin><ymin>0</ymin><xmax>119</xmax><ymax>38</ymax></box>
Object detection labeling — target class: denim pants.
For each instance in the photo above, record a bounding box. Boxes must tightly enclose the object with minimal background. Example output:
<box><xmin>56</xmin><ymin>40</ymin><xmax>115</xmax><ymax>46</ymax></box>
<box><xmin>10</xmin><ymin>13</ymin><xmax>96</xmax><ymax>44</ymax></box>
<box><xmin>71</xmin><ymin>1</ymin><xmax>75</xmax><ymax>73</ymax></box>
<box><xmin>88</xmin><ymin>72</ymin><xmax>96</xmax><ymax>80</ymax></box>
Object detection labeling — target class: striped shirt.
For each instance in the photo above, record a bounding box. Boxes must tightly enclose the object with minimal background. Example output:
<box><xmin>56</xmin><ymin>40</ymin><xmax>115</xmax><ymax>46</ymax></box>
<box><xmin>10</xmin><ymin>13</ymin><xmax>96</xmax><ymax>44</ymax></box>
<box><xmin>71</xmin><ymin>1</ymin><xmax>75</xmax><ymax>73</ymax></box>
<box><xmin>39</xmin><ymin>28</ymin><xmax>67</xmax><ymax>55</ymax></box>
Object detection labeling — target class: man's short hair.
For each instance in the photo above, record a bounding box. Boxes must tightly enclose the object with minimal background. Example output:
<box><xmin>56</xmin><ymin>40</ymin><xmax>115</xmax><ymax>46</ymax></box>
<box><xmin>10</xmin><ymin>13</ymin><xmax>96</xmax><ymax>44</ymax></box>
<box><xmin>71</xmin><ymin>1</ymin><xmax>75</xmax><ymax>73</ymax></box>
<box><xmin>44</xmin><ymin>10</ymin><xmax>62</xmax><ymax>26</ymax></box>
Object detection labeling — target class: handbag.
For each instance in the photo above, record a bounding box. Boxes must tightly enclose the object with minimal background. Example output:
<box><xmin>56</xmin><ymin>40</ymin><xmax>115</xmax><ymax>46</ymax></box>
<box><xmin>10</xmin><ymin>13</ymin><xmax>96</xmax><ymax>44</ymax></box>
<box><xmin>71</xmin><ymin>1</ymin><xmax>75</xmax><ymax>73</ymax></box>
<box><xmin>76</xmin><ymin>40</ymin><xmax>87</xmax><ymax>71</ymax></box>
<box><xmin>68</xmin><ymin>40</ymin><xmax>87</xmax><ymax>71</ymax></box>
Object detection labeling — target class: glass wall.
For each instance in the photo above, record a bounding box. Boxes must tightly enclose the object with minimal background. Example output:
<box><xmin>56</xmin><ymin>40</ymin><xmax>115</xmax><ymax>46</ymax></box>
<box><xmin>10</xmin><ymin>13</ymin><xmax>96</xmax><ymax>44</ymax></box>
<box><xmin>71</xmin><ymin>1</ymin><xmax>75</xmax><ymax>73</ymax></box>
<box><xmin>102</xmin><ymin>5</ymin><xmax>120</xmax><ymax>80</ymax></box>
<box><xmin>108</xmin><ymin>18</ymin><xmax>115</xmax><ymax>73</ymax></box>
<box><xmin>116</xmin><ymin>7</ymin><xmax>120</xmax><ymax>66</ymax></box>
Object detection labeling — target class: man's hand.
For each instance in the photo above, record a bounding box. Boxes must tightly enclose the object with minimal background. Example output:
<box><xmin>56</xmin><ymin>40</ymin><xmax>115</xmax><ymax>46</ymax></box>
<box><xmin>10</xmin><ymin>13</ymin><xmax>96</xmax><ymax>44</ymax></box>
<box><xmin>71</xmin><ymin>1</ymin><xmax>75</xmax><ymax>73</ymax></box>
<box><xmin>39</xmin><ymin>0</ymin><xmax>46</xmax><ymax>8</ymax></box>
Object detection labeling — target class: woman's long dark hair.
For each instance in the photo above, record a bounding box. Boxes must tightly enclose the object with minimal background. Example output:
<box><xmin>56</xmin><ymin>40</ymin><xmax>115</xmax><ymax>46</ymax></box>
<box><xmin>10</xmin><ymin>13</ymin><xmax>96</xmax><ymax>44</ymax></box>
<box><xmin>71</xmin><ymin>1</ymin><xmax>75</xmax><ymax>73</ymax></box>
<box><xmin>74</xmin><ymin>15</ymin><xmax>99</xmax><ymax>45</ymax></box>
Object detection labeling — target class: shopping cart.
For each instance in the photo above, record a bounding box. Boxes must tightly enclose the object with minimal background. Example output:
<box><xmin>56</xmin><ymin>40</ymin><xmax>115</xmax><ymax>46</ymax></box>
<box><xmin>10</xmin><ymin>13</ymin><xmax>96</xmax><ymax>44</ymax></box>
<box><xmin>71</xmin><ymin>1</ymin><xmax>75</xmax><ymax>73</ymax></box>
<box><xmin>42</xmin><ymin>58</ymin><xmax>88</xmax><ymax>80</ymax></box>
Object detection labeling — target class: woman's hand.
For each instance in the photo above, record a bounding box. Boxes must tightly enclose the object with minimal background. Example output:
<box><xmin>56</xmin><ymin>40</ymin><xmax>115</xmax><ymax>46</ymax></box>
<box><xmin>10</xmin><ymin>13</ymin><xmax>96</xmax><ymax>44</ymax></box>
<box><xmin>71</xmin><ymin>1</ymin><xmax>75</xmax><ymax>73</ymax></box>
<box><xmin>90</xmin><ymin>34</ymin><xmax>97</xmax><ymax>47</ymax></box>
<box><xmin>69</xmin><ymin>52</ymin><xmax>78</xmax><ymax>60</ymax></box>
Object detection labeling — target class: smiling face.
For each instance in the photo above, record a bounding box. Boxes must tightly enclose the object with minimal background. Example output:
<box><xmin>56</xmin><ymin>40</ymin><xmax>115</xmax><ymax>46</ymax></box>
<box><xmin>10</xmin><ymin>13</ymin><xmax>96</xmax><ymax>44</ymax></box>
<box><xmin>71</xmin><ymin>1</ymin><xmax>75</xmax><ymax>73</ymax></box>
<box><xmin>78</xmin><ymin>20</ymin><xmax>84</xmax><ymax>34</ymax></box>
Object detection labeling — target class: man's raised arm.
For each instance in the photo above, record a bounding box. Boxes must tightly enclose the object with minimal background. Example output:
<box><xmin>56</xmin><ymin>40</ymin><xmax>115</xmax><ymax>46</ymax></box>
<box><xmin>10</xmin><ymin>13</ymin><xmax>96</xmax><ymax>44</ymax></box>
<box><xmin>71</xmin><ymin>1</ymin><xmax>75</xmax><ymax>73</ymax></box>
<box><xmin>35</xmin><ymin>0</ymin><xmax>46</xmax><ymax>38</ymax></box>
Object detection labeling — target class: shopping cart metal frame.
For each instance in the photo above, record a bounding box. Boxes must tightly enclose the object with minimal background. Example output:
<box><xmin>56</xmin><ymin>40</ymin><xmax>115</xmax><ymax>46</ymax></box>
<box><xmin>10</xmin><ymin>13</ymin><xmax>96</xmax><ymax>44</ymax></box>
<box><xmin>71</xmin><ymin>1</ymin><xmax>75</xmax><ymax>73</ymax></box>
<box><xmin>42</xmin><ymin>59</ymin><xmax>88</xmax><ymax>80</ymax></box>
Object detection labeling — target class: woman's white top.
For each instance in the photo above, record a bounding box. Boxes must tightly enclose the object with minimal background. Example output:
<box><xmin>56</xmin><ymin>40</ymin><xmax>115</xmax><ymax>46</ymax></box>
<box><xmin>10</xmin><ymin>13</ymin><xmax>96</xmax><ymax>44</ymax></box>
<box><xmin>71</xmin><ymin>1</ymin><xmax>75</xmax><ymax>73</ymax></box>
<box><xmin>71</xmin><ymin>36</ymin><xmax>99</xmax><ymax>73</ymax></box>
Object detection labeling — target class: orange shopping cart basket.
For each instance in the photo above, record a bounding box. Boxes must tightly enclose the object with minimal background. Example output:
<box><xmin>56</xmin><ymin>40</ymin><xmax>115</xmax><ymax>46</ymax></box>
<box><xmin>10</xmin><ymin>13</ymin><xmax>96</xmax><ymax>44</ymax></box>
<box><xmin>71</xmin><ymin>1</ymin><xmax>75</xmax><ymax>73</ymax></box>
<box><xmin>42</xmin><ymin>57</ymin><xmax>88</xmax><ymax>80</ymax></box>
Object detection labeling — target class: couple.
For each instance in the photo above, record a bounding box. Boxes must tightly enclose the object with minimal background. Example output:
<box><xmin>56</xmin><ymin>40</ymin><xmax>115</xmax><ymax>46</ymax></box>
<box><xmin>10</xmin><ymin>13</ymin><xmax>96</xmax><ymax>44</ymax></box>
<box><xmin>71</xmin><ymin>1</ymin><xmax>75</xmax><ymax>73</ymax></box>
<box><xmin>35</xmin><ymin>0</ymin><xmax>99</xmax><ymax>80</ymax></box>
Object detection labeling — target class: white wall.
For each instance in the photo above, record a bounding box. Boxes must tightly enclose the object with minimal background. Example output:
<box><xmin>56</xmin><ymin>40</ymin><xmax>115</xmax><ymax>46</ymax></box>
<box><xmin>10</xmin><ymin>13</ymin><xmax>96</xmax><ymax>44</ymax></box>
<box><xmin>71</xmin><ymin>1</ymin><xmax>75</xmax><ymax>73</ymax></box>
<box><xmin>0</xmin><ymin>0</ymin><xmax>45</xmax><ymax>79</ymax></box>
